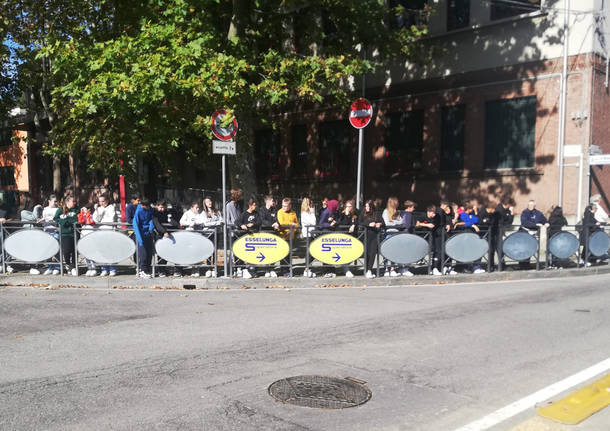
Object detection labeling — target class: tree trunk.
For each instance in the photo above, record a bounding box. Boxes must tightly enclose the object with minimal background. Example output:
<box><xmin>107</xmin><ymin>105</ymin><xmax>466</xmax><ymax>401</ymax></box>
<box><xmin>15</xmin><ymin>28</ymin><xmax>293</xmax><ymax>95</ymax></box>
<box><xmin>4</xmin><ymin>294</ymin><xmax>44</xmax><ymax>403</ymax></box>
<box><xmin>229</xmin><ymin>113</ymin><xmax>257</xmax><ymax>199</ymax></box>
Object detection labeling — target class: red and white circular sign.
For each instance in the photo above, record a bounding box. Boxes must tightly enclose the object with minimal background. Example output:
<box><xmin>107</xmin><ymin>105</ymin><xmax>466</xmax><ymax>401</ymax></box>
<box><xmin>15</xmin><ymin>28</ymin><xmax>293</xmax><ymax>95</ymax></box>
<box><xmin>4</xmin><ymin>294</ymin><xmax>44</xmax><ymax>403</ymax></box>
<box><xmin>349</xmin><ymin>98</ymin><xmax>373</xmax><ymax>129</ymax></box>
<box><xmin>211</xmin><ymin>110</ymin><xmax>238</xmax><ymax>141</ymax></box>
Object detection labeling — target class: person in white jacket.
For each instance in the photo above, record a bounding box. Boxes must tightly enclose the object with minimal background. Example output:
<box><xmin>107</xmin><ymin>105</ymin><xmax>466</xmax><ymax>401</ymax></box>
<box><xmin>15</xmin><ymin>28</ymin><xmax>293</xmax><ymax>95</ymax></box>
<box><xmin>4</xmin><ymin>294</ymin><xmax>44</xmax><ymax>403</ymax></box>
<box><xmin>92</xmin><ymin>194</ymin><xmax>117</xmax><ymax>276</ymax></box>
<box><xmin>180</xmin><ymin>202</ymin><xmax>201</xmax><ymax>230</ymax></box>
<box><xmin>198</xmin><ymin>196</ymin><xmax>222</xmax><ymax>277</ymax></box>
<box><xmin>179</xmin><ymin>202</ymin><xmax>202</xmax><ymax>277</ymax></box>
<box><xmin>41</xmin><ymin>194</ymin><xmax>60</xmax><ymax>275</ymax></box>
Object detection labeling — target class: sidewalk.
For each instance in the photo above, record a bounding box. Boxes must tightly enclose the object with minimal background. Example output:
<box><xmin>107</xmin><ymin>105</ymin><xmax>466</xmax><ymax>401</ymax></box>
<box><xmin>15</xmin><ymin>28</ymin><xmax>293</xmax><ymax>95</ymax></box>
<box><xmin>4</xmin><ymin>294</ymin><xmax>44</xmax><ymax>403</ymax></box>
<box><xmin>2</xmin><ymin>264</ymin><xmax>610</xmax><ymax>291</ymax></box>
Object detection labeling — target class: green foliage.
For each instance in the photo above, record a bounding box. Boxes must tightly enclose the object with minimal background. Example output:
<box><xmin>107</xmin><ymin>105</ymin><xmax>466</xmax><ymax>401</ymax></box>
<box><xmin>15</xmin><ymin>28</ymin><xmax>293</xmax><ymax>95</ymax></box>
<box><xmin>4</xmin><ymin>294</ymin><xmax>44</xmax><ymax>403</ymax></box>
<box><xmin>3</xmin><ymin>0</ymin><xmax>432</xmax><ymax>176</ymax></box>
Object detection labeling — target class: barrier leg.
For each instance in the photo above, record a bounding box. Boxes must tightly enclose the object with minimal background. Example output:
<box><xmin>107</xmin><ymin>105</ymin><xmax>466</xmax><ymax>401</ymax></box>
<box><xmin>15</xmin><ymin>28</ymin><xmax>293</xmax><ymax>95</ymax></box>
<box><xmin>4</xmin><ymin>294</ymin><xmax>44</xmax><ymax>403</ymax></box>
<box><xmin>74</xmin><ymin>231</ymin><xmax>79</xmax><ymax>276</ymax></box>
<box><xmin>59</xmin><ymin>234</ymin><xmax>64</xmax><ymax>276</ymax></box>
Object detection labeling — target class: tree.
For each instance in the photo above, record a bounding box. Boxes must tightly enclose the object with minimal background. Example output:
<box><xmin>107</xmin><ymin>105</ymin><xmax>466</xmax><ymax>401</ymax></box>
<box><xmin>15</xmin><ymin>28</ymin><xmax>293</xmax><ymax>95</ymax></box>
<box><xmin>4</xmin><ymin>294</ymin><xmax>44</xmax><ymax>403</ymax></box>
<box><xmin>12</xmin><ymin>0</ymin><xmax>432</xmax><ymax>196</ymax></box>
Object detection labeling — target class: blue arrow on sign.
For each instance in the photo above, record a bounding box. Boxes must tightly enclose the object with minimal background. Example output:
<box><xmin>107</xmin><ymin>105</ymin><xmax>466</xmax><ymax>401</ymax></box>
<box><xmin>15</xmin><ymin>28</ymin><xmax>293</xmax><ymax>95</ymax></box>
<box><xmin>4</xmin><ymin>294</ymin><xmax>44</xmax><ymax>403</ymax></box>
<box><xmin>257</xmin><ymin>252</ymin><xmax>265</xmax><ymax>262</ymax></box>
<box><xmin>333</xmin><ymin>252</ymin><xmax>341</xmax><ymax>263</ymax></box>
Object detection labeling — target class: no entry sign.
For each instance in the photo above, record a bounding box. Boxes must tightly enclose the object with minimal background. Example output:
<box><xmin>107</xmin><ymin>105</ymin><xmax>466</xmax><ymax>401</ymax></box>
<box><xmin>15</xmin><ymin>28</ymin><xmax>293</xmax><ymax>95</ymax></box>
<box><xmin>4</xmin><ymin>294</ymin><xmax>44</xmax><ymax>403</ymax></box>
<box><xmin>211</xmin><ymin>110</ymin><xmax>238</xmax><ymax>141</ymax></box>
<box><xmin>349</xmin><ymin>98</ymin><xmax>373</xmax><ymax>129</ymax></box>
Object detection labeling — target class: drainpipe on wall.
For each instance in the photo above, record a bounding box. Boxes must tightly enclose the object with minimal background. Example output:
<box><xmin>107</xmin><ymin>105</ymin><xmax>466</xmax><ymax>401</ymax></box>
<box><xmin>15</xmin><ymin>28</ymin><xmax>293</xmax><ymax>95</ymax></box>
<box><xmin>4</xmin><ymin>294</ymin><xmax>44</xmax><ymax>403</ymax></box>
<box><xmin>557</xmin><ymin>0</ymin><xmax>570</xmax><ymax>207</ymax></box>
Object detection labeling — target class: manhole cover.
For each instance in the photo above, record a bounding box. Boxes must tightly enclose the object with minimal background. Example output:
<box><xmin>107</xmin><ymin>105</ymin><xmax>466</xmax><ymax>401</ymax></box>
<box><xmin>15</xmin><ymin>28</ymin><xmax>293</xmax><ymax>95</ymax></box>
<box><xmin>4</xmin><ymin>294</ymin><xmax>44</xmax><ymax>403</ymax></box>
<box><xmin>268</xmin><ymin>375</ymin><xmax>371</xmax><ymax>409</ymax></box>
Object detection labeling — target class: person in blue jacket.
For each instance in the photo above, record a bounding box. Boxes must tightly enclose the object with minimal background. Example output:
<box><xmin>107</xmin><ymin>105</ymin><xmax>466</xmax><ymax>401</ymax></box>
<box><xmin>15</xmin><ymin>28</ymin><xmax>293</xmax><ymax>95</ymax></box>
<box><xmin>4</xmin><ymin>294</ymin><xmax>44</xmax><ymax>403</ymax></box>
<box><xmin>133</xmin><ymin>198</ymin><xmax>168</xmax><ymax>278</ymax></box>
<box><xmin>520</xmin><ymin>200</ymin><xmax>549</xmax><ymax>232</ymax></box>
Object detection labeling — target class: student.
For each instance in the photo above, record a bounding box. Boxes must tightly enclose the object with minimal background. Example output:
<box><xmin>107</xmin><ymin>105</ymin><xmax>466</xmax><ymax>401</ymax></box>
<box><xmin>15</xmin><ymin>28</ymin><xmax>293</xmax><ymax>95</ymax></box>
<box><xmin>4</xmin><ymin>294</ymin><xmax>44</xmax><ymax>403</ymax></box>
<box><xmin>479</xmin><ymin>203</ymin><xmax>498</xmax><ymax>271</ymax></box>
<box><xmin>153</xmin><ymin>201</ymin><xmax>179</xmax><ymax>278</ymax></box>
<box><xmin>259</xmin><ymin>195</ymin><xmax>278</xmax><ymax>229</ymax></box>
<box><xmin>456</xmin><ymin>204</ymin><xmax>485</xmax><ymax>274</ymax></box>
<box><xmin>547</xmin><ymin>206</ymin><xmax>568</xmax><ymax>269</ymax></box>
<box><xmin>359</xmin><ymin>200</ymin><xmax>383</xmax><ymax>279</ymax></box>
<box><xmin>54</xmin><ymin>195</ymin><xmax>79</xmax><ymax>276</ymax></box>
<box><xmin>398</xmin><ymin>200</ymin><xmax>417</xmax><ymax>277</ymax></box>
<box><xmin>276</xmin><ymin>198</ymin><xmax>299</xmax><ymax>240</ymax></box>
<box><xmin>438</xmin><ymin>202</ymin><xmax>457</xmax><ymax>275</ymax></box>
<box><xmin>133</xmin><ymin>198</ymin><xmax>168</xmax><ymax>278</ymax></box>
<box><xmin>317</xmin><ymin>197</ymin><xmax>329</xmax><ymax>222</ymax></box>
<box><xmin>200</xmin><ymin>196</ymin><xmax>223</xmax><ymax>227</ymax></box>
<box><xmin>417</xmin><ymin>205</ymin><xmax>443</xmax><ymax>275</ymax></box>
<box><xmin>382</xmin><ymin>197</ymin><xmax>402</xmax><ymax>277</ymax></box>
<box><xmin>235</xmin><ymin>197</ymin><xmax>262</xmax><ymax>279</ymax></box>
<box><xmin>92</xmin><ymin>194</ymin><xmax>118</xmax><ymax>276</ymax></box>
<box><xmin>42</xmin><ymin>194</ymin><xmax>61</xmax><ymax>275</ymax></box>
<box><xmin>319</xmin><ymin>199</ymin><xmax>338</xmax><ymax>229</ymax></box>
<box><xmin>180</xmin><ymin>201</ymin><xmax>201</xmax><ymax>231</ymax></box>
<box><xmin>580</xmin><ymin>204</ymin><xmax>602</xmax><ymax>266</ymax></box>
<box><xmin>126</xmin><ymin>194</ymin><xmax>140</xmax><ymax>224</ymax></box>
<box><xmin>336</xmin><ymin>199</ymin><xmax>358</xmax><ymax>278</ymax></box>
<box><xmin>78</xmin><ymin>204</ymin><xmax>97</xmax><ymax>276</ymax></box>
<box><xmin>300</xmin><ymin>197</ymin><xmax>316</xmax><ymax>239</ymax></box>
<box><xmin>226</xmin><ymin>188</ymin><xmax>243</xmax><ymax>227</ymax></box>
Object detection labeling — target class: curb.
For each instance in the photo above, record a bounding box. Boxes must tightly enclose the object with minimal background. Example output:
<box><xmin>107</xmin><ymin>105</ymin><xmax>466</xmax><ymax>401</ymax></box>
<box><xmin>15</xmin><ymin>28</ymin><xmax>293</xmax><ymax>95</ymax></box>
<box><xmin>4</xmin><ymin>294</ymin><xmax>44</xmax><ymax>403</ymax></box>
<box><xmin>2</xmin><ymin>264</ymin><xmax>610</xmax><ymax>291</ymax></box>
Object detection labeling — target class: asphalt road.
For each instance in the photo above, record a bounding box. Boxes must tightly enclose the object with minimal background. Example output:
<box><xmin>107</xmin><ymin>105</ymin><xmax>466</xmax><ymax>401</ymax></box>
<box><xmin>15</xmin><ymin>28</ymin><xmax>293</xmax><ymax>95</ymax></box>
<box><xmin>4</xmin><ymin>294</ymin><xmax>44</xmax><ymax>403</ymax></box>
<box><xmin>1</xmin><ymin>274</ymin><xmax>610</xmax><ymax>430</ymax></box>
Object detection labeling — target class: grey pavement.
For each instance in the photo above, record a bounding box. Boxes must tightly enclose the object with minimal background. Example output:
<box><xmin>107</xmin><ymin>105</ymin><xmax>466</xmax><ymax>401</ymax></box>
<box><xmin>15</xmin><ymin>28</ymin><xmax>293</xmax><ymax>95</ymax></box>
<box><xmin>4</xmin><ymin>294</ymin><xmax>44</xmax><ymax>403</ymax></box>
<box><xmin>1</xmin><ymin>272</ymin><xmax>610</xmax><ymax>430</ymax></box>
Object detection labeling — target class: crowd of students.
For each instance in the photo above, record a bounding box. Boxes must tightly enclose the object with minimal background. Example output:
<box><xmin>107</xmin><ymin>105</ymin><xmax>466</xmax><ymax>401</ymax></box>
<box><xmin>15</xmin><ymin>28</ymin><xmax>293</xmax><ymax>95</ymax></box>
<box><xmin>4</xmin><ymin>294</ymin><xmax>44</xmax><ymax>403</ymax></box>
<box><xmin>1</xmin><ymin>188</ymin><xmax>608</xmax><ymax>278</ymax></box>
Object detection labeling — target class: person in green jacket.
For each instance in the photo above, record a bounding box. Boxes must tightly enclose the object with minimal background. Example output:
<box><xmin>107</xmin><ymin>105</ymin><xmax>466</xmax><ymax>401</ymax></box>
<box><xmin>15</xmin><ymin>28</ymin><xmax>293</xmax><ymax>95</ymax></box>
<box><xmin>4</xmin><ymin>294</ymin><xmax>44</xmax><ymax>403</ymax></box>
<box><xmin>54</xmin><ymin>195</ymin><xmax>78</xmax><ymax>276</ymax></box>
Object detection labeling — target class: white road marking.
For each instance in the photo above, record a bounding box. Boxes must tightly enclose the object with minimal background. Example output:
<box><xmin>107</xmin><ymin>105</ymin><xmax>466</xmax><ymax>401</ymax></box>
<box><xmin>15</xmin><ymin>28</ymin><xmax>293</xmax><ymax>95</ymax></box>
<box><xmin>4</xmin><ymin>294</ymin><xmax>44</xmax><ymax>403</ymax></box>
<box><xmin>454</xmin><ymin>357</ymin><xmax>610</xmax><ymax>431</ymax></box>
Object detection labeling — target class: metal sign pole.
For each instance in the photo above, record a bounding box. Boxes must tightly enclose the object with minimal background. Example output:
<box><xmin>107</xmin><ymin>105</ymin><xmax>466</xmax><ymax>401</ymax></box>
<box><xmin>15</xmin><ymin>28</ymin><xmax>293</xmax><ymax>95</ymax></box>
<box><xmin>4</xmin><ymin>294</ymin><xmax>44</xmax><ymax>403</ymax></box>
<box><xmin>222</xmin><ymin>154</ymin><xmax>228</xmax><ymax>278</ymax></box>
<box><xmin>356</xmin><ymin>128</ymin><xmax>363</xmax><ymax>210</ymax></box>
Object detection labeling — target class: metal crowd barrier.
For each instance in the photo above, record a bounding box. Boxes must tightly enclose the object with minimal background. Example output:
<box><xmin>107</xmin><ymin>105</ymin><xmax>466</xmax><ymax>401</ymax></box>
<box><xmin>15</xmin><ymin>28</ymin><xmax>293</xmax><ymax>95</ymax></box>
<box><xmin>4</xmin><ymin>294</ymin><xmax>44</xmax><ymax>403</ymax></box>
<box><xmin>3</xmin><ymin>220</ymin><xmax>610</xmax><ymax>278</ymax></box>
<box><xmin>379</xmin><ymin>227</ymin><xmax>434</xmax><ymax>275</ymax></box>
<box><xmin>152</xmin><ymin>225</ymin><xmax>220</xmax><ymax>277</ymax></box>
<box><xmin>73</xmin><ymin>222</ymin><xmax>138</xmax><ymax>276</ymax></box>
<box><xmin>1</xmin><ymin>221</ymin><xmax>64</xmax><ymax>275</ymax></box>
<box><xmin>304</xmin><ymin>227</ymin><xmax>366</xmax><ymax>276</ymax></box>
<box><xmin>228</xmin><ymin>225</ymin><xmax>296</xmax><ymax>277</ymax></box>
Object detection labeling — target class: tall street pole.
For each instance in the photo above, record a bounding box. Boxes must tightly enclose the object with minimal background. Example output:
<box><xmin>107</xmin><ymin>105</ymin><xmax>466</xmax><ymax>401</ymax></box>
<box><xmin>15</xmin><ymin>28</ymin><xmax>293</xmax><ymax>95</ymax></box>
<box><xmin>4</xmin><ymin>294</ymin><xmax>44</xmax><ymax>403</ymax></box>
<box><xmin>557</xmin><ymin>0</ymin><xmax>570</xmax><ymax>207</ymax></box>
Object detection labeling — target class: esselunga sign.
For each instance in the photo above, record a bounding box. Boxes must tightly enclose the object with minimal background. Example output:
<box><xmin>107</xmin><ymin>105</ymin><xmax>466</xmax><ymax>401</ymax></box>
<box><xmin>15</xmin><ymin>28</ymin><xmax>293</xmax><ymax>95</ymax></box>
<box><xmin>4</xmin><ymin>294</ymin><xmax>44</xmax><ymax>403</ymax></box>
<box><xmin>232</xmin><ymin>232</ymin><xmax>290</xmax><ymax>265</ymax></box>
<box><xmin>309</xmin><ymin>233</ymin><xmax>364</xmax><ymax>265</ymax></box>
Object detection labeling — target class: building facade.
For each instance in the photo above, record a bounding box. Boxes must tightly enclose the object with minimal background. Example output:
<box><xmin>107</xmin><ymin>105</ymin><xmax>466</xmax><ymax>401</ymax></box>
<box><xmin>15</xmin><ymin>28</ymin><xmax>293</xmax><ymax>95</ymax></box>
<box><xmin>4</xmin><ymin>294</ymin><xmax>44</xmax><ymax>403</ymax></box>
<box><xmin>255</xmin><ymin>0</ymin><xmax>610</xmax><ymax>219</ymax></box>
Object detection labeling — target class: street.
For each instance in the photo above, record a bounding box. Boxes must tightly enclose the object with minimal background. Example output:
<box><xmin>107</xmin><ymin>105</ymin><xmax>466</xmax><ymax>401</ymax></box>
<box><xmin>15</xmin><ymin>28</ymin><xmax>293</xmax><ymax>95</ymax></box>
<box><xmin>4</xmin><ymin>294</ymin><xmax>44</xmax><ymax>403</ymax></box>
<box><xmin>1</xmin><ymin>274</ymin><xmax>610</xmax><ymax>430</ymax></box>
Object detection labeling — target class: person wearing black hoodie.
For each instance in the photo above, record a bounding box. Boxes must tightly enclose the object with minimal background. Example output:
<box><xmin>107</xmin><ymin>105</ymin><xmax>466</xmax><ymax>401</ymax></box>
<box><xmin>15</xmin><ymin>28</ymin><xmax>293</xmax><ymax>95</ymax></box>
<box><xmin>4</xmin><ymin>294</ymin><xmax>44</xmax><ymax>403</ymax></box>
<box><xmin>547</xmin><ymin>206</ymin><xmax>568</xmax><ymax>269</ymax></box>
<box><xmin>359</xmin><ymin>200</ymin><xmax>384</xmax><ymax>279</ymax></box>
<box><xmin>235</xmin><ymin>197</ymin><xmax>262</xmax><ymax>279</ymax></box>
<box><xmin>580</xmin><ymin>204</ymin><xmax>602</xmax><ymax>266</ymax></box>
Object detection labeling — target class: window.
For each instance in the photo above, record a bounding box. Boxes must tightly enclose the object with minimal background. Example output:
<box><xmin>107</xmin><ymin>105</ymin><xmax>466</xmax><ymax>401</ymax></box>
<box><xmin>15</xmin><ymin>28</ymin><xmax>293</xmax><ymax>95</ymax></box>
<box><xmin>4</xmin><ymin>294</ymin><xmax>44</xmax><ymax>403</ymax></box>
<box><xmin>447</xmin><ymin>0</ymin><xmax>470</xmax><ymax>31</ymax></box>
<box><xmin>255</xmin><ymin>129</ymin><xmax>281</xmax><ymax>181</ymax></box>
<box><xmin>318</xmin><ymin>120</ymin><xmax>350</xmax><ymax>178</ymax></box>
<box><xmin>484</xmin><ymin>96</ymin><xmax>536</xmax><ymax>169</ymax></box>
<box><xmin>0</xmin><ymin>128</ymin><xmax>13</xmax><ymax>149</ymax></box>
<box><xmin>389</xmin><ymin>0</ymin><xmax>428</xmax><ymax>29</ymax></box>
<box><xmin>440</xmin><ymin>105</ymin><xmax>465</xmax><ymax>171</ymax></box>
<box><xmin>490</xmin><ymin>0</ymin><xmax>540</xmax><ymax>21</ymax></box>
<box><xmin>291</xmin><ymin>125</ymin><xmax>308</xmax><ymax>178</ymax></box>
<box><xmin>384</xmin><ymin>110</ymin><xmax>424</xmax><ymax>175</ymax></box>
<box><xmin>0</xmin><ymin>166</ymin><xmax>15</xmax><ymax>186</ymax></box>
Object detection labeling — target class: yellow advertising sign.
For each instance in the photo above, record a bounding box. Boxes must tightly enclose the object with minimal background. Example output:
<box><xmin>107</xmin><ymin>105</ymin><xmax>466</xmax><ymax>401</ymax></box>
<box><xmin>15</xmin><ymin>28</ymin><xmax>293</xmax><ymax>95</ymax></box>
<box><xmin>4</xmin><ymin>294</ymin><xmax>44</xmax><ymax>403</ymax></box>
<box><xmin>232</xmin><ymin>232</ymin><xmax>290</xmax><ymax>265</ymax></box>
<box><xmin>309</xmin><ymin>233</ymin><xmax>364</xmax><ymax>265</ymax></box>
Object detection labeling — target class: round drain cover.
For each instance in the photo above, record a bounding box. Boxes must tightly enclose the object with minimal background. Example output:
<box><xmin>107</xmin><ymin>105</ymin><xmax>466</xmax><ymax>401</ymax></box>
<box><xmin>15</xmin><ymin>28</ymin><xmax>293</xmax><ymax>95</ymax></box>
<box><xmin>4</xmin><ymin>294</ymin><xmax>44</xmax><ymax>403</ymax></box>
<box><xmin>268</xmin><ymin>375</ymin><xmax>371</xmax><ymax>409</ymax></box>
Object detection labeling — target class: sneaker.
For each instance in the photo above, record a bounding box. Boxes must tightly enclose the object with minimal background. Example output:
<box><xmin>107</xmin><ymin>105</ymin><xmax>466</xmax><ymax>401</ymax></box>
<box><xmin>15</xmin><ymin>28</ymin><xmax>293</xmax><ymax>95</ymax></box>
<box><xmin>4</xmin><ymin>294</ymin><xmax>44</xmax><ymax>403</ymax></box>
<box><xmin>43</xmin><ymin>268</ymin><xmax>52</xmax><ymax>275</ymax></box>
<box><xmin>242</xmin><ymin>269</ymin><xmax>252</xmax><ymax>279</ymax></box>
<box><xmin>86</xmin><ymin>269</ymin><xmax>97</xmax><ymax>277</ymax></box>
<box><xmin>205</xmin><ymin>270</ymin><xmax>212</xmax><ymax>278</ymax></box>
<box><xmin>30</xmin><ymin>268</ymin><xmax>41</xmax><ymax>275</ymax></box>
<box><xmin>585</xmin><ymin>262</ymin><xmax>592</xmax><ymax>267</ymax></box>
<box><xmin>52</xmin><ymin>269</ymin><xmax>60</xmax><ymax>275</ymax></box>
<box><xmin>390</xmin><ymin>270</ymin><xmax>399</xmax><ymax>277</ymax></box>
<box><xmin>191</xmin><ymin>272</ymin><xmax>200</xmax><ymax>277</ymax></box>
<box><xmin>70</xmin><ymin>268</ymin><xmax>77</xmax><ymax>276</ymax></box>
<box><xmin>173</xmin><ymin>271</ymin><xmax>182</xmax><ymax>277</ymax></box>
<box><xmin>432</xmin><ymin>268</ymin><xmax>442</xmax><ymax>276</ymax></box>
<box><xmin>100</xmin><ymin>270</ymin><xmax>108</xmax><ymax>277</ymax></box>
<box><xmin>270</xmin><ymin>271</ymin><xmax>278</xmax><ymax>278</ymax></box>
<box><xmin>211</xmin><ymin>270</ymin><xmax>217</xmax><ymax>277</ymax></box>
<box><xmin>449</xmin><ymin>269</ymin><xmax>457</xmax><ymax>275</ymax></box>
<box><xmin>473</xmin><ymin>266</ymin><xmax>485</xmax><ymax>274</ymax></box>
<box><xmin>158</xmin><ymin>271</ymin><xmax>166</xmax><ymax>278</ymax></box>
<box><xmin>303</xmin><ymin>269</ymin><xmax>310</xmax><ymax>277</ymax></box>
<box><xmin>383</xmin><ymin>270</ymin><xmax>390</xmax><ymax>277</ymax></box>
<box><xmin>401</xmin><ymin>269</ymin><xmax>414</xmax><ymax>277</ymax></box>
<box><xmin>139</xmin><ymin>271</ymin><xmax>151</xmax><ymax>279</ymax></box>
<box><xmin>109</xmin><ymin>270</ymin><xmax>117</xmax><ymax>277</ymax></box>
<box><xmin>365</xmin><ymin>270</ymin><xmax>375</xmax><ymax>279</ymax></box>
<box><xmin>264</xmin><ymin>272</ymin><xmax>271</xmax><ymax>278</ymax></box>
<box><xmin>6</xmin><ymin>265</ymin><xmax>14</xmax><ymax>274</ymax></box>
<box><xmin>345</xmin><ymin>270</ymin><xmax>354</xmax><ymax>278</ymax></box>
<box><xmin>236</xmin><ymin>268</ymin><xmax>243</xmax><ymax>277</ymax></box>
<box><xmin>324</xmin><ymin>272</ymin><xmax>336</xmax><ymax>278</ymax></box>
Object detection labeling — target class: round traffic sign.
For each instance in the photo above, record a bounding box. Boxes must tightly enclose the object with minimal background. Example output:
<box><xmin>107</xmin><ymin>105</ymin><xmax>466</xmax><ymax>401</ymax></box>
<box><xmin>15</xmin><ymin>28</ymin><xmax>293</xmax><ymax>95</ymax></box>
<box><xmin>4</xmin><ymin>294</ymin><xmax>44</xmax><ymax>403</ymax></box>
<box><xmin>349</xmin><ymin>98</ymin><xmax>373</xmax><ymax>129</ymax></box>
<box><xmin>211</xmin><ymin>110</ymin><xmax>238</xmax><ymax>141</ymax></box>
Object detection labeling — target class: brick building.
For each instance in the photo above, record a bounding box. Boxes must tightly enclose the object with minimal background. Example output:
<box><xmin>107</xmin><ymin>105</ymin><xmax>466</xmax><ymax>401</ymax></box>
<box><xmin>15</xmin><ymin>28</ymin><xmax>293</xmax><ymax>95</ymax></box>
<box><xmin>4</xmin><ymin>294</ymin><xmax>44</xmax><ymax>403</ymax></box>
<box><xmin>254</xmin><ymin>0</ymin><xmax>610</xmax><ymax>220</ymax></box>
